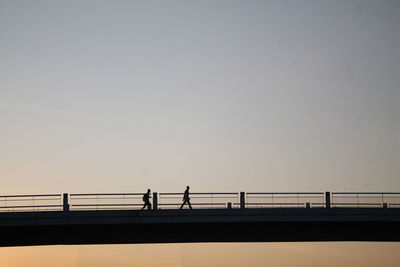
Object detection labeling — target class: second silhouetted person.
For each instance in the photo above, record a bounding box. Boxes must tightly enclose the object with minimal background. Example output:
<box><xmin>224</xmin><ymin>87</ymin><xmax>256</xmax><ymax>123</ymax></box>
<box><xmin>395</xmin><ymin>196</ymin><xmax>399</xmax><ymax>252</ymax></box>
<box><xmin>180</xmin><ymin>186</ymin><xmax>192</xmax><ymax>209</ymax></box>
<box><xmin>142</xmin><ymin>189</ymin><xmax>152</xmax><ymax>210</ymax></box>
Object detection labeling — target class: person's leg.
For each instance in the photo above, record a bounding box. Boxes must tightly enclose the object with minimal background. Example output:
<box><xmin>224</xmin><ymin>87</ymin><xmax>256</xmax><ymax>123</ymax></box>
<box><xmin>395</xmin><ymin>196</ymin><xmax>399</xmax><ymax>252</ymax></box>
<box><xmin>180</xmin><ymin>201</ymin><xmax>185</xmax><ymax>209</ymax></box>
<box><xmin>188</xmin><ymin>200</ymin><xmax>192</xmax><ymax>209</ymax></box>
<box><xmin>142</xmin><ymin>202</ymin><xmax>146</xmax><ymax>210</ymax></box>
<box><xmin>147</xmin><ymin>201</ymin><xmax>152</xmax><ymax>210</ymax></box>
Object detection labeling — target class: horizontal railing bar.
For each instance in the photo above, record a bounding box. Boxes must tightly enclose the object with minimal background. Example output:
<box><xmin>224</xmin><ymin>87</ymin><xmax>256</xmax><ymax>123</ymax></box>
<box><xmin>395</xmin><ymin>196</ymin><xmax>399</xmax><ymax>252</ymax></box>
<box><xmin>0</xmin><ymin>194</ymin><xmax>61</xmax><ymax>198</ymax></box>
<box><xmin>246</xmin><ymin>203</ymin><xmax>323</xmax><ymax>205</ymax></box>
<box><xmin>71</xmin><ymin>206</ymin><xmax>143</xmax><ymax>208</ymax></box>
<box><xmin>0</xmin><ymin>198</ymin><xmax>61</xmax><ymax>202</ymax></box>
<box><xmin>159</xmin><ymin>196</ymin><xmax>238</xmax><ymax>199</ymax></box>
<box><xmin>159</xmin><ymin>203</ymin><xmax>229</xmax><ymax>205</ymax></box>
<box><xmin>332</xmin><ymin>203</ymin><xmax>391</xmax><ymax>205</ymax></box>
<box><xmin>159</xmin><ymin>193</ymin><xmax>239</xmax><ymax>195</ymax></box>
<box><xmin>158</xmin><ymin>203</ymin><xmax>228</xmax><ymax>206</ymax></box>
<box><xmin>70</xmin><ymin>193</ymin><xmax>143</xmax><ymax>196</ymax></box>
<box><xmin>332</xmin><ymin>198</ymin><xmax>400</xmax><ymax>200</ymax></box>
<box><xmin>0</xmin><ymin>205</ymin><xmax>63</xmax><ymax>209</ymax></box>
<box><xmin>70</xmin><ymin>197</ymin><xmax>142</xmax><ymax>200</ymax></box>
<box><xmin>331</xmin><ymin>192</ymin><xmax>400</xmax><ymax>195</ymax></box>
<box><xmin>188</xmin><ymin>197</ymin><xmax>239</xmax><ymax>199</ymax></box>
<box><xmin>247</xmin><ymin>196</ymin><xmax>323</xmax><ymax>198</ymax></box>
<box><xmin>332</xmin><ymin>206</ymin><xmax>387</xmax><ymax>208</ymax></box>
<box><xmin>248</xmin><ymin>203</ymin><xmax>325</xmax><ymax>205</ymax></box>
<box><xmin>159</xmin><ymin>197</ymin><xmax>188</xmax><ymax>199</ymax></box>
<box><xmin>247</xmin><ymin>196</ymin><xmax>323</xmax><ymax>199</ymax></box>
<box><xmin>332</xmin><ymin>196</ymin><xmax>399</xmax><ymax>198</ymax></box>
<box><xmin>247</xmin><ymin>194</ymin><xmax>324</xmax><ymax>198</ymax></box>
<box><xmin>71</xmin><ymin>207</ymin><xmax>134</xmax><ymax>210</ymax></box>
<box><xmin>246</xmin><ymin>192</ymin><xmax>324</xmax><ymax>195</ymax></box>
<box><xmin>332</xmin><ymin>197</ymin><xmax>400</xmax><ymax>199</ymax></box>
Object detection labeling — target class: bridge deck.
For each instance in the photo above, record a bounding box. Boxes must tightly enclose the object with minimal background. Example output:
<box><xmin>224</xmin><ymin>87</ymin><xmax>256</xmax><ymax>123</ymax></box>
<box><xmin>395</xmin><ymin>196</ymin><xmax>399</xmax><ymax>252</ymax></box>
<box><xmin>1</xmin><ymin>208</ymin><xmax>399</xmax><ymax>246</ymax></box>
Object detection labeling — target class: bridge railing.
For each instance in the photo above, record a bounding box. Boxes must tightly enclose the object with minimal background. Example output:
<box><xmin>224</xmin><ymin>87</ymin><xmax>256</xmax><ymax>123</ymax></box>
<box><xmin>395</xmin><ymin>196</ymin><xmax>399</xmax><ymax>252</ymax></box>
<box><xmin>2</xmin><ymin>192</ymin><xmax>400</xmax><ymax>212</ymax></box>
<box><xmin>69</xmin><ymin>193</ymin><xmax>144</xmax><ymax>210</ymax></box>
<box><xmin>158</xmin><ymin>192</ymin><xmax>240</xmax><ymax>209</ymax></box>
<box><xmin>245</xmin><ymin>192</ymin><xmax>325</xmax><ymax>208</ymax></box>
<box><xmin>331</xmin><ymin>192</ymin><xmax>400</xmax><ymax>208</ymax></box>
<box><xmin>0</xmin><ymin>194</ymin><xmax>63</xmax><ymax>212</ymax></box>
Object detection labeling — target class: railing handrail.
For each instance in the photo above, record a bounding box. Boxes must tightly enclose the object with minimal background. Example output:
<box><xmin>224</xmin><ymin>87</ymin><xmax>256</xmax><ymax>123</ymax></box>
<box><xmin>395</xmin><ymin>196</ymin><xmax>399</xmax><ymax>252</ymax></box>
<box><xmin>332</xmin><ymin>202</ymin><xmax>390</xmax><ymax>205</ymax></box>
<box><xmin>246</xmin><ymin>192</ymin><xmax>324</xmax><ymax>195</ymax></box>
<box><xmin>70</xmin><ymin>193</ymin><xmax>143</xmax><ymax>196</ymax></box>
<box><xmin>246</xmin><ymin>202</ymin><xmax>325</xmax><ymax>204</ymax></box>
<box><xmin>158</xmin><ymin>203</ymin><xmax>232</xmax><ymax>206</ymax></box>
<box><xmin>247</xmin><ymin>195</ymin><xmax>323</xmax><ymax>198</ymax></box>
<box><xmin>332</xmin><ymin>192</ymin><xmax>400</xmax><ymax>195</ymax></box>
<box><xmin>159</xmin><ymin>192</ymin><xmax>239</xmax><ymax>195</ymax></box>
<box><xmin>0</xmin><ymin>204</ymin><xmax>63</xmax><ymax>208</ymax></box>
<box><xmin>0</xmin><ymin>194</ymin><xmax>62</xmax><ymax>198</ymax></box>
<box><xmin>72</xmin><ymin>204</ymin><xmax>143</xmax><ymax>207</ymax></box>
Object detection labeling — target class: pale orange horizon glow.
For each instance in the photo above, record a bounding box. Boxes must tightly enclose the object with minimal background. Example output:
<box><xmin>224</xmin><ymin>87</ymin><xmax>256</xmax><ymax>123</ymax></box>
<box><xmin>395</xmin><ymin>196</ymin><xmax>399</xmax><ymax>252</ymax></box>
<box><xmin>1</xmin><ymin>242</ymin><xmax>400</xmax><ymax>267</ymax></box>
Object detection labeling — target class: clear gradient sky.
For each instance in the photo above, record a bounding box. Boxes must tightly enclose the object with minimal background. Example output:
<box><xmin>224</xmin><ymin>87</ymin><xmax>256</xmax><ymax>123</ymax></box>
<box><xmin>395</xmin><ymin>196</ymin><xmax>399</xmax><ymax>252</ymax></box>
<box><xmin>1</xmin><ymin>0</ymin><xmax>400</xmax><ymax>266</ymax></box>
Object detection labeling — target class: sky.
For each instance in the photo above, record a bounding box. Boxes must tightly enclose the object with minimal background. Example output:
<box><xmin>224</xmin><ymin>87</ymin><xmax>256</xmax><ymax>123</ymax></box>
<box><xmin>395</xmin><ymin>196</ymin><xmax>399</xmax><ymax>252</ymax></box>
<box><xmin>0</xmin><ymin>0</ymin><xmax>400</xmax><ymax>266</ymax></box>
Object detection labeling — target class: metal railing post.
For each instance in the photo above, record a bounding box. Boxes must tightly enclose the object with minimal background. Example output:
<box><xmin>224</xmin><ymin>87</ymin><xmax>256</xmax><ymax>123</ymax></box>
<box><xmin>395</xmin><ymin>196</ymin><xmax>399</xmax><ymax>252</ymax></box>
<box><xmin>325</xmin><ymin>191</ymin><xmax>331</xmax><ymax>209</ymax></box>
<box><xmin>240</xmin><ymin>192</ymin><xmax>245</xmax><ymax>209</ymax></box>
<box><xmin>153</xmin><ymin>192</ymin><xmax>158</xmax><ymax>210</ymax></box>
<box><xmin>63</xmin><ymin>193</ymin><xmax>69</xmax><ymax>212</ymax></box>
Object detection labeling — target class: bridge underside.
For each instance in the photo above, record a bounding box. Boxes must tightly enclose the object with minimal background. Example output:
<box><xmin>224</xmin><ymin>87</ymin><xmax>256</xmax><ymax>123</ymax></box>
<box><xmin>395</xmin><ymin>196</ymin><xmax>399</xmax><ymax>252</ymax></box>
<box><xmin>1</xmin><ymin>208</ymin><xmax>399</xmax><ymax>247</ymax></box>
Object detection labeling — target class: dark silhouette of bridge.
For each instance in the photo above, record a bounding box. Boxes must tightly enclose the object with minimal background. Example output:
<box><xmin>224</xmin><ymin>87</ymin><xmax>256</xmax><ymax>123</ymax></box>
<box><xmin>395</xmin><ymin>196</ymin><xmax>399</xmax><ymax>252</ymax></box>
<box><xmin>1</xmin><ymin>191</ymin><xmax>399</xmax><ymax>247</ymax></box>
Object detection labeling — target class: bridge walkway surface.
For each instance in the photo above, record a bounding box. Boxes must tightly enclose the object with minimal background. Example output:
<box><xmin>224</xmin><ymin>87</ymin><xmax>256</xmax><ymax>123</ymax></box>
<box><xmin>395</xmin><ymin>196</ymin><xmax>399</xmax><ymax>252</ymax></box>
<box><xmin>1</xmin><ymin>208</ymin><xmax>400</xmax><ymax>247</ymax></box>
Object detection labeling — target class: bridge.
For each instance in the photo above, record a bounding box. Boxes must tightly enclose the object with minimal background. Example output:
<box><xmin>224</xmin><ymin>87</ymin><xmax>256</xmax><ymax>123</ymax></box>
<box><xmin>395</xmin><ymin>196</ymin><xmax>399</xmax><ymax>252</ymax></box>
<box><xmin>1</xmin><ymin>192</ymin><xmax>400</xmax><ymax>247</ymax></box>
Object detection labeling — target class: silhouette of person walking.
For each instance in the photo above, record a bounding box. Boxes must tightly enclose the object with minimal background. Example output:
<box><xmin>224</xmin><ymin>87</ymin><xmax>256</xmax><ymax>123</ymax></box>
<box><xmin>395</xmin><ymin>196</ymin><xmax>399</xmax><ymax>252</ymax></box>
<box><xmin>180</xmin><ymin>186</ymin><xmax>192</xmax><ymax>209</ymax></box>
<box><xmin>142</xmin><ymin>189</ymin><xmax>152</xmax><ymax>210</ymax></box>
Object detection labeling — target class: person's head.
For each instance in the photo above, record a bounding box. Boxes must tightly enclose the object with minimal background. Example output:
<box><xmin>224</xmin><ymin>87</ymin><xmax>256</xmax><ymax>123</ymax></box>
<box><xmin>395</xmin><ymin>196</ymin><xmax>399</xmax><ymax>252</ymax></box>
<box><xmin>147</xmin><ymin>189</ymin><xmax>151</xmax><ymax>193</ymax></box>
<box><xmin>186</xmin><ymin>186</ymin><xmax>190</xmax><ymax>190</ymax></box>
